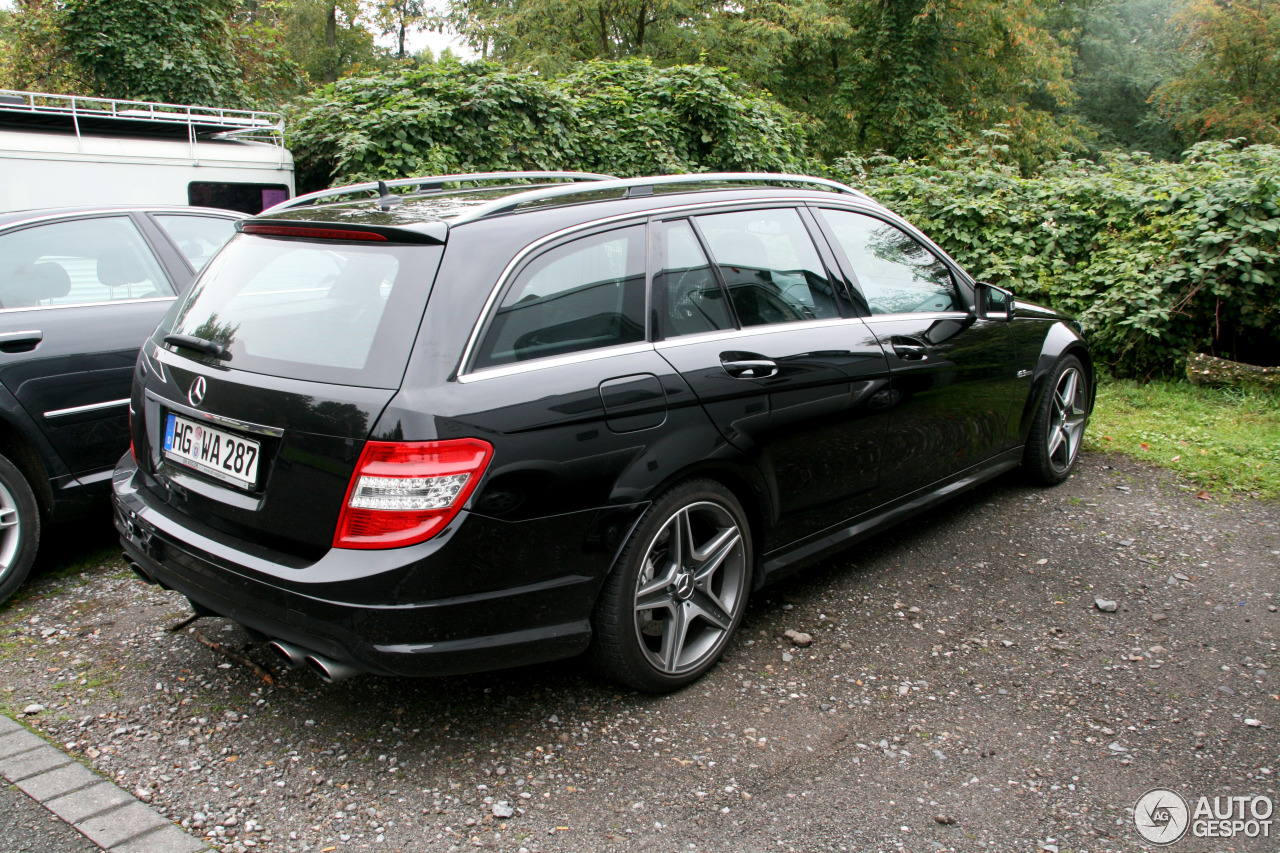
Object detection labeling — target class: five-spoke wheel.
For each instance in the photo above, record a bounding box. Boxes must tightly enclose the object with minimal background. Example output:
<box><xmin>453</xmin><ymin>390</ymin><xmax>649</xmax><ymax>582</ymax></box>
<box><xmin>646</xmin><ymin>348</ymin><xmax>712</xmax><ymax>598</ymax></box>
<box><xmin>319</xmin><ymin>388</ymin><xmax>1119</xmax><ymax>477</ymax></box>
<box><xmin>1046</xmin><ymin>365</ymin><xmax>1088</xmax><ymax>474</ymax></box>
<box><xmin>591</xmin><ymin>480</ymin><xmax>751</xmax><ymax>692</ymax></box>
<box><xmin>1024</xmin><ymin>354</ymin><xmax>1091</xmax><ymax>485</ymax></box>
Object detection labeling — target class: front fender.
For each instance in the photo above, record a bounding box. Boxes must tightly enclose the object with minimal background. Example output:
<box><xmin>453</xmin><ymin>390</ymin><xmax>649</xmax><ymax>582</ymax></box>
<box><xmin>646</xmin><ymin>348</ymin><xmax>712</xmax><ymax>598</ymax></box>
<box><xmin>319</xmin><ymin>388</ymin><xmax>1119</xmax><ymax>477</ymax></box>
<box><xmin>1017</xmin><ymin>319</ymin><xmax>1094</xmax><ymax>441</ymax></box>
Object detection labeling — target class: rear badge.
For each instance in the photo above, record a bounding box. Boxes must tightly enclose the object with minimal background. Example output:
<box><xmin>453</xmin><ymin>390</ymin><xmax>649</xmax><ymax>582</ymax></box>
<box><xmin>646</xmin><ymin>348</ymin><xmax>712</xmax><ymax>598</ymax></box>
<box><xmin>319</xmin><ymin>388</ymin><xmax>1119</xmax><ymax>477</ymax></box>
<box><xmin>188</xmin><ymin>376</ymin><xmax>207</xmax><ymax>407</ymax></box>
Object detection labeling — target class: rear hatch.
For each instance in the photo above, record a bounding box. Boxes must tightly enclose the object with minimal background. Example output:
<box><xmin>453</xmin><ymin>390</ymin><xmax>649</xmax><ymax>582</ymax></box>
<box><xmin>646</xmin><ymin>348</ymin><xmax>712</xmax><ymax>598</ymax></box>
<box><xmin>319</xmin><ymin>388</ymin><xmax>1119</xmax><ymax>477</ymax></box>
<box><xmin>132</xmin><ymin>225</ymin><xmax>444</xmax><ymax>561</ymax></box>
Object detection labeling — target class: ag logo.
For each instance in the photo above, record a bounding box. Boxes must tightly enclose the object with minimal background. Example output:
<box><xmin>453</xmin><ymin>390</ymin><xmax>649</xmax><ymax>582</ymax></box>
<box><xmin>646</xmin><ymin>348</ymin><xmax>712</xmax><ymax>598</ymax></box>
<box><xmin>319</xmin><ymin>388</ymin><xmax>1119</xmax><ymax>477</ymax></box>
<box><xmin>1134</xmin><ymin>788</ymin><xmax>1190</xmax><ymax>845</ymax></box>
<box><xmin>188</xmin><ymin>376</ymin><xmax>207</xmax><ymax>407</ymax></box>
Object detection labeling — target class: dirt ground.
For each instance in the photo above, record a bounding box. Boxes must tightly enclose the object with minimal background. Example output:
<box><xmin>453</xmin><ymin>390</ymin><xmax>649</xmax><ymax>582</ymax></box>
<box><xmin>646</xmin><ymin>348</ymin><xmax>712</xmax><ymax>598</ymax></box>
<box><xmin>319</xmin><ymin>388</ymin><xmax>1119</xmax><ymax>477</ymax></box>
<box><xmin>1</xmin><ymin>451</ymin><xmax>1277</xmax><ymax>853</ymax></box>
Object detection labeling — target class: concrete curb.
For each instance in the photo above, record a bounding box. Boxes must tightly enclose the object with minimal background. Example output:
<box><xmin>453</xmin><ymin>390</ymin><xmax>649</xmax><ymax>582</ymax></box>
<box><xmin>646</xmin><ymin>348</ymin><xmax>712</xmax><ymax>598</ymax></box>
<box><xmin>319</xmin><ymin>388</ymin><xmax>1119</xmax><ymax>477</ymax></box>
<box><xmin>0</xmin><ymin>713</ymin><xmax>211</xmax><ymax>852</ymax></box>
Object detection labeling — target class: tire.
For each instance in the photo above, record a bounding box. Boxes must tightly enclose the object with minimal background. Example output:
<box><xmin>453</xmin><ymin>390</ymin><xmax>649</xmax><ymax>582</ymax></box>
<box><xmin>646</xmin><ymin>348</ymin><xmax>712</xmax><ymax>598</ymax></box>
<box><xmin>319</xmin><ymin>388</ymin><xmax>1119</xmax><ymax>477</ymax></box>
<box><xmin>590</xmin><ymin>479</ymin><xmax>753</xmax><ymax>692</ymax></box>
<box><xmin>0</xmin><ymin>453</ymin><xmax>40</xmax><ymax>607</ymax></box>
<box><xmin>1023</xmin><ymin>355</ymin><xmax>1090</xmax><ymax>485</ymax></box>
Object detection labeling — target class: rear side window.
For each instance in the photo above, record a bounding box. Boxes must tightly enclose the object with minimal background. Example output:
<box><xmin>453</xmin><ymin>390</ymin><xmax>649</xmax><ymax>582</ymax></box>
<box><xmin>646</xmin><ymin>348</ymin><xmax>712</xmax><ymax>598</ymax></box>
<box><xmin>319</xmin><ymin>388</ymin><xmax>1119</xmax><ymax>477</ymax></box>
<box><xmin>165</xmin><ymin>234</ymin><xmax>442</xmax><ymax>388</ymax></box>
<box><xmin>153</xmin><ymin>214</ymin><xmax>238</xmax><ymax>271</ymax></box>
<box><xmin>0</xmin><ymin>215</ymin><xmax>172</xmax><ymax>309</ymax></box>
<box><xmin>818</xmin><ymin>209</ymin><xmax>960</xmax><ymax>314</ymax></box>
<box><xmin>473</xmin><ymin>225</ymin><xmax>646</xmax><ymax>370</ymax></box>
<box><xmin>694</xmin><ymin>209</ymin><xmax>839</xmax><ymax>327</ymax></box>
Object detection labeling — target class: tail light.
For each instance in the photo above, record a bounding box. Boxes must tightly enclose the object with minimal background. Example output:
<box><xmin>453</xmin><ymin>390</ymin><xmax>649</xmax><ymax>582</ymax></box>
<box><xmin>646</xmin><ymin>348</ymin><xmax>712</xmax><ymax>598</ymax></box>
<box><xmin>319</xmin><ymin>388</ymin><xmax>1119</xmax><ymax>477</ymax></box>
<box><xmin>128</xmin><ymin>406</ymin><xmax>137</xmax><ymax>464</ymax></box>
<box><xmin>334</xmin><ymin>439</ymin><xmax>493</xmax><ymax>550</ymax></box>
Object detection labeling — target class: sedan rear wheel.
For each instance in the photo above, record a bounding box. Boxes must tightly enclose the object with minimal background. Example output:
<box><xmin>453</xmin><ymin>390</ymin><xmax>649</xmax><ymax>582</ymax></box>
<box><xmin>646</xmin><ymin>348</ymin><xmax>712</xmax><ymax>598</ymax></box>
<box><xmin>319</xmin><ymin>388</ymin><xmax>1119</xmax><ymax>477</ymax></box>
<box><xmin>0</xmin><ymin>453</ymin><xmax>40</xmax><ymax>606</ymax></box>
<box><xmin>591</xmin><ymin>480</ymin><xmax>751</xmax><ymax>692</ymax></box>
<box><xmin>1024</xmin><ymin>355</ymin><xmax>1090</xmax><ymax>485</ymax></box>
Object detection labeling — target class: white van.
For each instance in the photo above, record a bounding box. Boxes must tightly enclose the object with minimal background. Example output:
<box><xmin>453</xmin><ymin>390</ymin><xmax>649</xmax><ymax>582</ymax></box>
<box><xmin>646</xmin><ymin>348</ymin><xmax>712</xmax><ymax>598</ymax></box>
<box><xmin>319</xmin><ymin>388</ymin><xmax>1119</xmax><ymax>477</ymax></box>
<box><xmin>0</xmin><ymin>89</ymin><xmax>295</xmax><ymax>214</ymax></box>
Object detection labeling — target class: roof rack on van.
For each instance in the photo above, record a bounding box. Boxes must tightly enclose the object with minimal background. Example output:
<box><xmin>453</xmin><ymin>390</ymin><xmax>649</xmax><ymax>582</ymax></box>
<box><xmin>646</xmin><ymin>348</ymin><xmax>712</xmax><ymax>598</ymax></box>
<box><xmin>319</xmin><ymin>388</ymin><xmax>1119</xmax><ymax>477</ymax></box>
<box><xmin>447</xmin><ymin>173</ymin><xmax>874</xmax><ymax>224</ymax></box>
<box><xmin>0</xmin><ymin>89</ymin><xmax>285</xmax><ymax>147</ymax></box>
<box><xmin>270</xmin><ymin>172</ymin><xmax>618</xmax><ymax>212</ymax></box>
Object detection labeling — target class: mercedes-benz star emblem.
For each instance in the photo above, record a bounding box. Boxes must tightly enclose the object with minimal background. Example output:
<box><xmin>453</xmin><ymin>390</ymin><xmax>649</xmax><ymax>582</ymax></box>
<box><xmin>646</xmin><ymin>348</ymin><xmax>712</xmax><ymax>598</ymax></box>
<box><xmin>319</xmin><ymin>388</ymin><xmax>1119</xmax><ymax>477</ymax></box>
<box><xmin>188</xmin><ymin>376</ymin><xmax>207</xmax><ymax>407</ymax></box>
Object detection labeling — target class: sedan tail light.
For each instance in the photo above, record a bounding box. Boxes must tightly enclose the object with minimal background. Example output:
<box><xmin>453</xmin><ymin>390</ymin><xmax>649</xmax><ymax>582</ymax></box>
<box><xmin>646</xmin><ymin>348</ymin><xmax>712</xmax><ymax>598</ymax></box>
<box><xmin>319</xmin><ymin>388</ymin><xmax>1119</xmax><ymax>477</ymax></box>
<box><xmin>333</xmin><ymin>439</ymin><xmax>493</xmax><ymax>549</ymax></box>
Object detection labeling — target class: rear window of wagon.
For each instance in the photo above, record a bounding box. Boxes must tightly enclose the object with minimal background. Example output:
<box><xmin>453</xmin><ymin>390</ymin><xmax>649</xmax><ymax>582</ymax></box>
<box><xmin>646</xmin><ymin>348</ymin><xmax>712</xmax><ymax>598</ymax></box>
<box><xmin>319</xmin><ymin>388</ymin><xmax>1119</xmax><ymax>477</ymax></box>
<box><xmin>163</xmin><ymin>234</ymin><xmax>442</xmax><ymax>388</ymax></box>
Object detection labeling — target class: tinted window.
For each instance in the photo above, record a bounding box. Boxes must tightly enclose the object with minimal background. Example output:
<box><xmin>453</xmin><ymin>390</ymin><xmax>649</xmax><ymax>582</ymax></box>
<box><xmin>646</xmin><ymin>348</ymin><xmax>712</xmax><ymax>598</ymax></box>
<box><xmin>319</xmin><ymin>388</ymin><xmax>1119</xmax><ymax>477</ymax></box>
<box><xmin>153</xmin><ymin>214</ymin><xmax>238</xmax><ymax>271</ymax></box>
<box><xmin>820</xmin><ymin>209</ymin><xmax>960</xmax><ymax>314</ymax></box>
<box><xmin>188</xmin><ymin>182</ymin><xmax>291</xmax><ymax>215</ymax></box>
<box><xmin>166</xmin><ymin>234</ymin><xmax>442</xmax><ymax>388</ymax></box>
<box><xmin>474</xmin><ymin>225</ymin><xmax>646</xmax><ymax>369</ymax></box>
<box><xmin>658</xmin><ymin>220</ymin><xmax>732</xmax><ymax>338</ymax></box>
<box><xmin>695</xmin><ymin>209</ymin><xmax>838</xmax><ymax>327</ymax></box>
<box><xmin>0</xmin><ymin>216</ymin><xmax>171</xmax><ymax>309</ymax></box>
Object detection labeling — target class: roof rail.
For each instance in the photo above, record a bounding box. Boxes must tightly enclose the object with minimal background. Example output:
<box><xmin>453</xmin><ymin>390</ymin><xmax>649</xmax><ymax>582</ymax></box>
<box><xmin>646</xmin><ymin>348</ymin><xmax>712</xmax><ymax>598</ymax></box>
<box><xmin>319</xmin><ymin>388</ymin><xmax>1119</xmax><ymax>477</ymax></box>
<box><xmin>0</xmin><ymin>88</ymin><xmax>285</xmax><ymax>146</ymax></box>
<box><xmin>448</xmin><ymin>173</ymin><xmax>874</xmax><ymax>224</ymax></box>
<box><xmin>269</xmin><ymin>171</ymin><xmax>618</xmax><ymax>212</ymax></box>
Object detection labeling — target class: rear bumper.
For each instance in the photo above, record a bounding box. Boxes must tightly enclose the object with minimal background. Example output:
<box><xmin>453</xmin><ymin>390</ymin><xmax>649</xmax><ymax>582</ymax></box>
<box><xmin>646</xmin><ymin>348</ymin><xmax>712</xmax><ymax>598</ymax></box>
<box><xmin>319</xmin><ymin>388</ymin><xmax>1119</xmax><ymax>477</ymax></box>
<box><xmin>113</xmin><ymin>456</ymin><xmax>641</xmax><ymax>678</ymax></box>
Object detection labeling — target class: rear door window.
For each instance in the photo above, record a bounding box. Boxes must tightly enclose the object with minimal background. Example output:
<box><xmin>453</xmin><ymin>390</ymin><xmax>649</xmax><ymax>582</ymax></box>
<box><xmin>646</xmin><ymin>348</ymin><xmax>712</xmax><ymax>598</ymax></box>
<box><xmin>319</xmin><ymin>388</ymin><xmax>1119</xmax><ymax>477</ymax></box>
<box><xmin>0</xmin><ymin>215</ymin><xmax>172</xmax><ymax>309</ymax></box>
<box><xmin>694</xmin><ymin>209</ymin><xmax>839</xmax><ymax>327</ymax></box>
<box><xmin>656</xmin><ymin>220</ymin><xmax>734</xmax><ymax>339</ymax></box>
<box><xmin>472</xmin><ymin>225</ymin><xmax>646</xmax><ymax>370</ymax></box>
<box><xmin>165</xmin><ymin>234</ymin><xmax>442</xmax><ymax>388</ymax></box>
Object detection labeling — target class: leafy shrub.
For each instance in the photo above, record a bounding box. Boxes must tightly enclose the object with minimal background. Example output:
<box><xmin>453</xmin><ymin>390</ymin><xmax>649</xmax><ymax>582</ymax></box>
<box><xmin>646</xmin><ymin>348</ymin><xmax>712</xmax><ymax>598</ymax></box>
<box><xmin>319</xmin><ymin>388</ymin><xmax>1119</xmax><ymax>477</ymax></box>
<box><xmin>287</xmin><ymin>59</ymin><xmax>809</xmax><ymax>193</ymax></box>
<box><xmin>834</xmin><ymin>140</ymin><xmax>1280</xmax><ymax>378</ymax></box>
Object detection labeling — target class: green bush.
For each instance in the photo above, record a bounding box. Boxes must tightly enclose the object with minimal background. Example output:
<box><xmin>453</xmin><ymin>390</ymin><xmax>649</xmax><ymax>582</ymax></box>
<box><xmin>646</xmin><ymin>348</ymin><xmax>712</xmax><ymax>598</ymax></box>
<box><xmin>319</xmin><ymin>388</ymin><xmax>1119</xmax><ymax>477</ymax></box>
<box><xmin>286</xmin><ymin>59</ymin><xmax>809</xmax><ymax>194</ymax></box>
<box><xmin>835</xmin><ymin>140</ymin><xmax>1280</xmax><ymax>378</ymax></box>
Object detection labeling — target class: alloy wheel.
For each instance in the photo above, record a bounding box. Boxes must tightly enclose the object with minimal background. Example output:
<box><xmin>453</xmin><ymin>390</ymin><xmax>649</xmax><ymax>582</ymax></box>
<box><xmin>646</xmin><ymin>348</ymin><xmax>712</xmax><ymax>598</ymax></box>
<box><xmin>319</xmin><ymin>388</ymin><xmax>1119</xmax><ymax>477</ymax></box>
<box><xmin>0</xmin><ymin>480</ymin><xmax>20</xmax><ymax>581</ymax></box>
<box><xmin>633</xmin><ymin>500</ymin><xmax>747</xmax><ymax>675</ymax></box>
<box><xmin>1047</xmin><ymin>367</ymin><xmax>1088</xmax><ymax>473</ymax></box>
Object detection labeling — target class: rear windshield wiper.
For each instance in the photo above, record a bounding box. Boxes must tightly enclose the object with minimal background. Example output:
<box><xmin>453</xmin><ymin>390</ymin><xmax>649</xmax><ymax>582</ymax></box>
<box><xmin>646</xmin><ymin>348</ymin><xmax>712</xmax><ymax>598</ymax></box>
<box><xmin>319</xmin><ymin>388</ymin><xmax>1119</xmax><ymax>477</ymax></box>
<box><xmin>164</xmin><ymin>333</ymin><xmax>230</xmax><ymax>361</ymax></box>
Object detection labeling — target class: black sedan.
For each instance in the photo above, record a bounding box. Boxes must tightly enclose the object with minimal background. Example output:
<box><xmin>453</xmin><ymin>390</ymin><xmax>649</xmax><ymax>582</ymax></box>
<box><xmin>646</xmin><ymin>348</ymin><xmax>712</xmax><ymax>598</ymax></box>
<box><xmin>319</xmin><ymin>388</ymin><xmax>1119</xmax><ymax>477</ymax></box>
<box><xmin>0</xmin><ymin>205</ymin><xmax>242</xmax><ymax>604</ymax></box>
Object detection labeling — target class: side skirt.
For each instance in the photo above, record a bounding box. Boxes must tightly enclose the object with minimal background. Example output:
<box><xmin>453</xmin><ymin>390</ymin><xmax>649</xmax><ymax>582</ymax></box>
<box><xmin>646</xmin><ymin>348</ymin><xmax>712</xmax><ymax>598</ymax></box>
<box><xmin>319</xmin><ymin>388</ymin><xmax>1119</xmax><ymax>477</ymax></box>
<box><xmin>759</xmin><ymin>448</ymin><xmax>1024</xmax><ymax>584</ymax></box>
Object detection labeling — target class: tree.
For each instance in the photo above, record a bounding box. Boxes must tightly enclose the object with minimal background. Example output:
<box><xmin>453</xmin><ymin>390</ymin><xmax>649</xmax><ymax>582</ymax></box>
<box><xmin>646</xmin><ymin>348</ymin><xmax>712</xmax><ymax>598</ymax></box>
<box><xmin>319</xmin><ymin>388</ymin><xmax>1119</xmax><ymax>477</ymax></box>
<box><xmin>1155</xmin><ymin>0</ymin><xmax>1280</xmax><ymax>144</ymax></box>
<box><xmin>0</xmin><ymin>0</ymin><xmax>85</xmax><ymax>92</ymax></box>
<box><xmin>61</xmin><ymin>0</ymin><xmax>253</xmax><ymax>105</ymax></box>
<box><xmin>1069</xmin><ymin>0</ymin><xmax>1188</xmax><ymax>157</ymax></box>
<box><xmin>372</xmin><ymin>0</ymin><xmax>431</xmax><ymax>58</ymax></box>
<box><xmin>447</xmin><ymin>0</ymin><xmax>729</xmax><ymax>72</ymax></box>
<box><xmin>447</xmin><ymin>0</ymin><xmax>1092</xmax><ymax>167</ymax></box>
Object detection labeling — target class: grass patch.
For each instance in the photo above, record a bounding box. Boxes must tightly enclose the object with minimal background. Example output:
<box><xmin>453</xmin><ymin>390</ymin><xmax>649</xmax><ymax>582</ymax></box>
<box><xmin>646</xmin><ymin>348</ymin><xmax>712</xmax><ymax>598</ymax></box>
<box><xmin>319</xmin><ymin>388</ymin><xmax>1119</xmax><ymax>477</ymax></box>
<box><xmin>1086</xmin><ymin>380</ymin><xmax>1280</xmax><ymax>499</ymax></box>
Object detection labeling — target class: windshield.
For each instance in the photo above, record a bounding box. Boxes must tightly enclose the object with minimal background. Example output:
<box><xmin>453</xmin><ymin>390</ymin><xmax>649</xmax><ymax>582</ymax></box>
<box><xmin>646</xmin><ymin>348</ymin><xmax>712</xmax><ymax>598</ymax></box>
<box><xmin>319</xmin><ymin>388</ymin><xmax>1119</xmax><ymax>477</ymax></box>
<box><xmin>163</xmin><ymin>233</ymin><xmax>442</xmax><ymax>388</ymax></box>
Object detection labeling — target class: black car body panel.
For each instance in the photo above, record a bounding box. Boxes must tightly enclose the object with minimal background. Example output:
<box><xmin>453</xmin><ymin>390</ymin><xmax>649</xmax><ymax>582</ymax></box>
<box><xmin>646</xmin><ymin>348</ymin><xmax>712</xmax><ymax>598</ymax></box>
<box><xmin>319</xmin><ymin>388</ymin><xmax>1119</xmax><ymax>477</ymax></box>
<box><xmin>113</xmin><ymin>175</ymin><xmax>1094</xmax><ymax>682</ymax></box>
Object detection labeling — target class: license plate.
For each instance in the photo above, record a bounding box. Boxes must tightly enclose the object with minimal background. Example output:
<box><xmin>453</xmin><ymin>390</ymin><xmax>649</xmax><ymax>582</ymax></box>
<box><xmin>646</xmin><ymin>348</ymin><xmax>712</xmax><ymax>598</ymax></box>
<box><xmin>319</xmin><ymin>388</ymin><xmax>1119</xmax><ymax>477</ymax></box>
<box><xmin>163</xmin><ymin>413</ymin><xmax>261</xmax><ymax>489</ymax></box>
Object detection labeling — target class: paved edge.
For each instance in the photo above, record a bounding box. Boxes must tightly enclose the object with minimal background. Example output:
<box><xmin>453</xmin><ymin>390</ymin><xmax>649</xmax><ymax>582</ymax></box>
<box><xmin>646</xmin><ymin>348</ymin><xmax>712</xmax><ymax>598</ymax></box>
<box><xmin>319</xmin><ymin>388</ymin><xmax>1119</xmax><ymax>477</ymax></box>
<box><xmin>0</xmin><ymin>713</ymin><xmax>212</xmax><ymax>853</ymax></box>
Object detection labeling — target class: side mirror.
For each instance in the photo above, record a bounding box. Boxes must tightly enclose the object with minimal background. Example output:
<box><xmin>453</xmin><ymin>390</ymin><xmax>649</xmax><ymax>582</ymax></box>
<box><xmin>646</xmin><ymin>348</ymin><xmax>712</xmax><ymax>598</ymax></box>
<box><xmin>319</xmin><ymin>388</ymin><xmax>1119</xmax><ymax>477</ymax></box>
<box><xmin>974</xmin><ymin>282</ymin><xmax>1013</xmax><ymax>321</ymax></box>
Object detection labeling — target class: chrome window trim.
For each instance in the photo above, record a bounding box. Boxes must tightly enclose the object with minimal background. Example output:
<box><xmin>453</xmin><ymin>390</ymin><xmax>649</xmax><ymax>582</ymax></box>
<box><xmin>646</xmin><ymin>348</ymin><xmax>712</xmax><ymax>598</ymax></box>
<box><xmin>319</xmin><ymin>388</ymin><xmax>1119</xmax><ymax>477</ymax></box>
<box><xmin>0</xmin><ymin>296</ymin><xmax>175</xmax><ymax>313</ymax></box>
<box><xmin>861</xmin><ymin>311</ymin><xmax>973</xmax><ymax>324</ymax></box>
<box><xmin>456</xmin><ymin>195</ymin><xmax>829</xmax><ymax>380</ymax></box>
<box><xmin>653</xmin><ymin>316</ymin><xmax>862</xmax><ymax>350</ymax></box>
<box><xmin>457</xmin><ymin>342</ymin><xmax>656</xmax><ymax>383</ymax></box>
<box><xmin>44</xmin><ymin>398</ymin><xmax>130</xmax><ymax>419</ymax></box>
<box><xmin>145</xmin><ymin>389</ymin><xmax>286</xmax><ymax>437</ymax></box>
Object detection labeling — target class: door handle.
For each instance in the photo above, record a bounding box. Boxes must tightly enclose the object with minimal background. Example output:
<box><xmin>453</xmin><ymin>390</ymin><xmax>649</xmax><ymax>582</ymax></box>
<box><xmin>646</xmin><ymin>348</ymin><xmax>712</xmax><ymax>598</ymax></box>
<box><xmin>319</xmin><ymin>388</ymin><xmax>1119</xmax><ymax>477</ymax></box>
<box><xmin>720</xmin><ymin>352</ymin><xmax>778</xmax><ymax>379</ymax></box>
<box><xmin>0</xmin><ymin>330</ymin><xmax>42</xmax><ymax>353</ymax></box>
<box><xmin>891</xmin><ymin>337</ymin><xmax>929</xmax><ymax>361</ymax></box>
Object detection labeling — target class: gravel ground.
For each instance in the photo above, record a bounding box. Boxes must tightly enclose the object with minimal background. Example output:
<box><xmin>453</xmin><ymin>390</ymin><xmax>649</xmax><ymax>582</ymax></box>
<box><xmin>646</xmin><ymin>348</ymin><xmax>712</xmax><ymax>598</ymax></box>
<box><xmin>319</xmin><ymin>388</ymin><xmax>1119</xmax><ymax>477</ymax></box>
<box><xmin>0</xmin><ymin>783</ymin><xmax>99</xmax><ymax>853</ymax></box>
<box><xmin>1</xmin><ymin>451</ymin><xmax>1277</xmax><ymax>853</ymax></box>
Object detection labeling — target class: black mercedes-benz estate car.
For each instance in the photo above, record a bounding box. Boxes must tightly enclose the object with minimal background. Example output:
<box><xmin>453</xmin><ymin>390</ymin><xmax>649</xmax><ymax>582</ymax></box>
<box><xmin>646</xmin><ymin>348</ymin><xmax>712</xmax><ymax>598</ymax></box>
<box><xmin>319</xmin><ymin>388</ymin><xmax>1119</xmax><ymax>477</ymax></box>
<box><xmin>0</xmin><ymin>205</ymin><xmax>242</xmax><ymax>605</ymax></box>
<box><xmin>113</xmin><ymin>172</ymin><xmax>1093</xmax><ymax>691</ymax></box>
